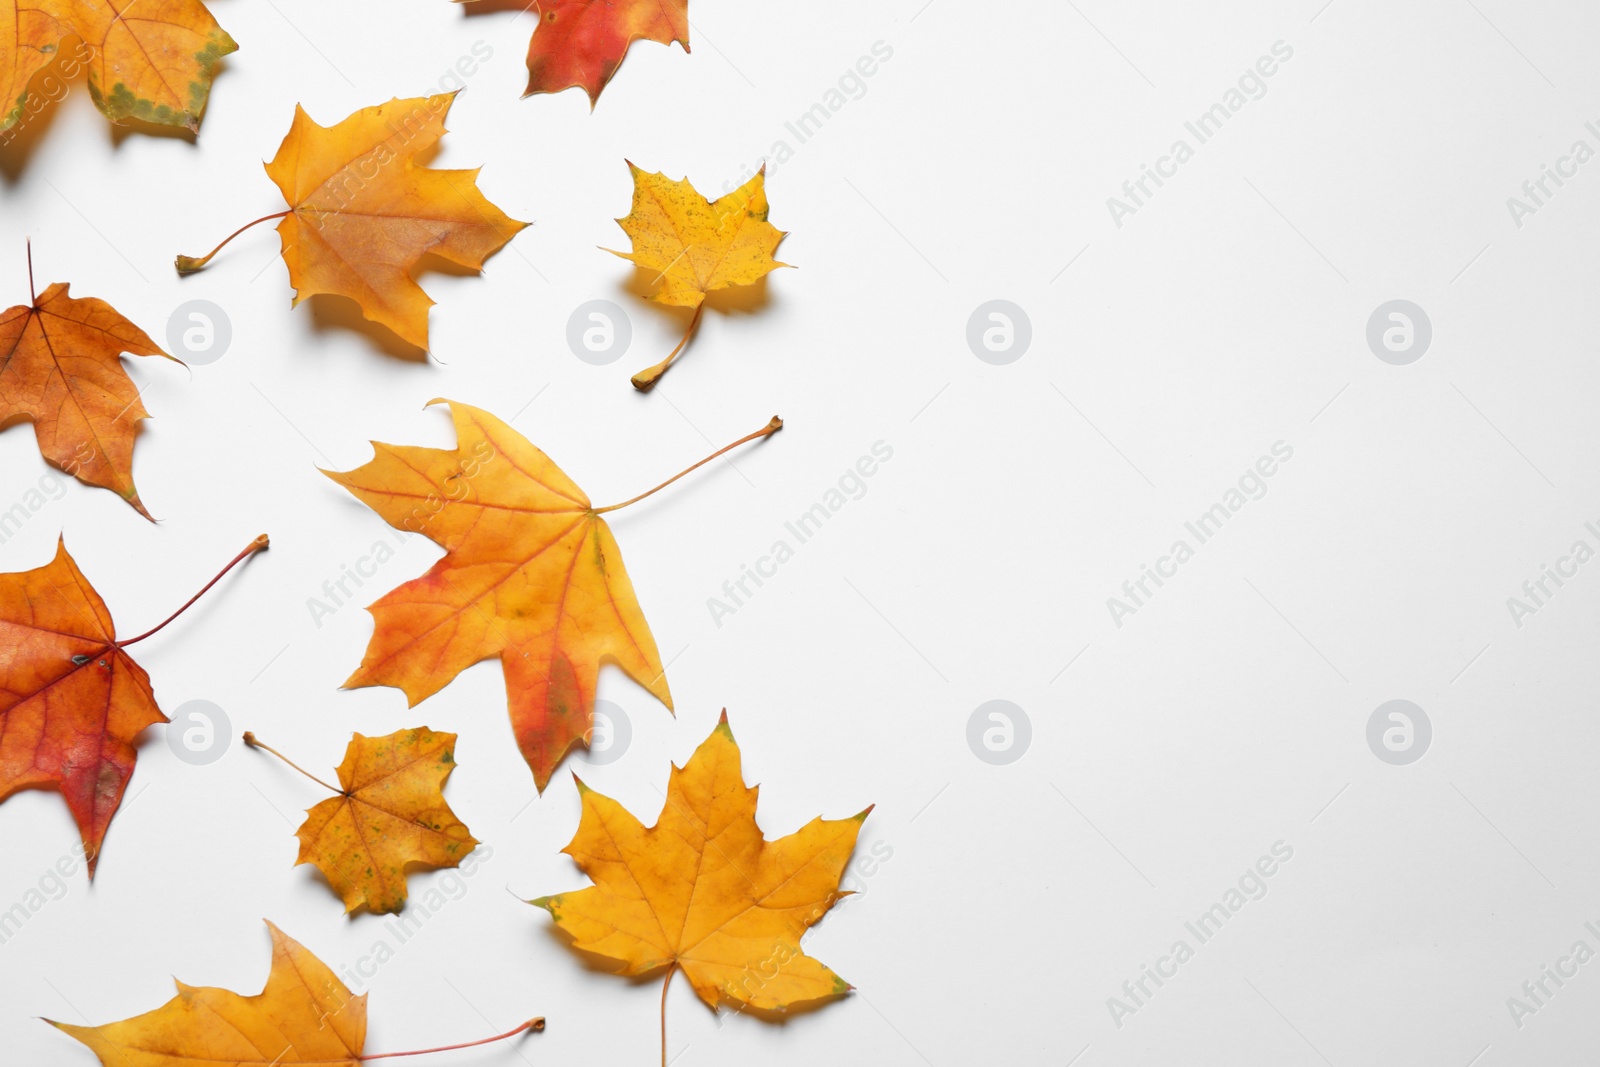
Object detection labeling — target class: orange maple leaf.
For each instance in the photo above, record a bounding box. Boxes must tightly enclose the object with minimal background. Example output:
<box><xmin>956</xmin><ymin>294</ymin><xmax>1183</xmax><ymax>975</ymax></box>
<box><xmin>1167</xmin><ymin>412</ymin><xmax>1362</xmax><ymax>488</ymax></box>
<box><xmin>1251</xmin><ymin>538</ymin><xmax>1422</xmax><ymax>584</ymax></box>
<box><xmin>536</xmin><ymin>713</ymin><xmax>869</xmax><ymax>1062</ymax></box>
<box><xmin>0</xmin><ymin>248</ymin><xmax>176</xmax><ymax>518</ymax></box>
<box><xmin>1</xmin><ymin>0</ymin><xmax>236</xmax><ymax>135</ymax></box>
<box><xmin>0</xmin><ymin>535</ymin><xmax>265</xmax><ymax>877</ymax></box>
<box><xmin>51</xmin><ymin>921</ymin><xmax>544</xmax><ymax>1065</ymax></box>
<box><xmin>246</xmin><ymin>726</ymin><xmax>478</xmax><ymax>915</ymax></box>
<box><xmin>177</xmin><ymin>93</ymin><xmax>527</xmax><ymax>352</ymax></box>
<box><xmin>324</xmin><ymin>399</ymin><xmax>781</xmax><ymax>791</ymax></box>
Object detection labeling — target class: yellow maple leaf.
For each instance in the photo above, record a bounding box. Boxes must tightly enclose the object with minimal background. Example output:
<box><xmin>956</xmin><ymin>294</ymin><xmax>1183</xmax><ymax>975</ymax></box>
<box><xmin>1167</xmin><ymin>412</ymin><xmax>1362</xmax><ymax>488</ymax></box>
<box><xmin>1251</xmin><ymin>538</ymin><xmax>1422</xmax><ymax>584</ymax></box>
<box><xmin>324</xmin><ymin>399</ymin><xmax>780</xmax><ymax>793</ymax></box>
<box><xmin>177</xmin><ymin>93</ymin><xmax>527</xmax><ymax>351</ymax></box>
<box><xmin>50</xmin><ymin>921</ymin><xmax>543</xmax><ymax>1065</ymax></box>
<box><xmin>246</xmin><ymin>727</ymin><xmax>478</xmax><ymax>915</ymax></box>
<box><xmin>2</xmin><ymin>0</ymin><xmax>235</xmax><ymax>135</ymax></box>
<box><xmin>608</xmin><ymin>163</ymin><xmax>789</xmax><ymax>388</ymax></box>
<box><xmin>54</xmin><ymin>922</ymin><xmax>368</xmax><ymax>1066</ymax></box>
<box><xmin>535</xmin><ymin>713</ymin><xmax>869</xmax><ymax>1060</ymax></box>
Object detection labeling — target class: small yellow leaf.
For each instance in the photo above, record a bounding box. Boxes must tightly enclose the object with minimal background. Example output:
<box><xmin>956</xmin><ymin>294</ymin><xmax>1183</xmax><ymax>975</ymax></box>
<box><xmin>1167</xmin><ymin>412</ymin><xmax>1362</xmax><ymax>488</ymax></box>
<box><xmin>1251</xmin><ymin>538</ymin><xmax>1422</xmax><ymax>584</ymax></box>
<box><xmin>609</xmin><ymin>163</ymin><xmax>788</xmax><ymax>308</ymax></box>
<box><xmin>292</xmin><ymin>727</ymin><xmax>478</xmax><ymax>915</ymax></box>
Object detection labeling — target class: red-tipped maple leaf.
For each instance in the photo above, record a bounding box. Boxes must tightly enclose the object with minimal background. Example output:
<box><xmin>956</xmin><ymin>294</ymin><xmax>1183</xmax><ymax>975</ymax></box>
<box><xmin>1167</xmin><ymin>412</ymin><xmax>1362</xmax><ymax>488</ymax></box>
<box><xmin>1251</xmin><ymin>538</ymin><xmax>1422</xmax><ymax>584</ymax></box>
<box><xmin>0</xmin><ymin>535</ymin><xmax>265</xmax><ymax>875</ymax></box>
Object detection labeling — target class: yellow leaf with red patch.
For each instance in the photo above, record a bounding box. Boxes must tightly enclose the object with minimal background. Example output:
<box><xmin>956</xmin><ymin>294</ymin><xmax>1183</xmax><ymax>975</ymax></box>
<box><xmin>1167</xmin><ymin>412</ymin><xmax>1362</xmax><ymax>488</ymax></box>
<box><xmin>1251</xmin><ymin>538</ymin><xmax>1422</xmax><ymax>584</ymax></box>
<box><xmin>324</xmin><ymin>399</ymin><xmax>781</xmax><ymax>792</ymax></box>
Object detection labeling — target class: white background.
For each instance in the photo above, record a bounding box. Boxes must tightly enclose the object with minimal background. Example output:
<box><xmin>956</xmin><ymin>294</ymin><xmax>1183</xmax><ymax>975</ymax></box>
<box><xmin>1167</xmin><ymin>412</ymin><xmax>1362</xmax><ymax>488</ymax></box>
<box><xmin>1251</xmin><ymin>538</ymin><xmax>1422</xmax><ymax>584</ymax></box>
<box><xmin>3</xmin><ymin>0</ymin><xmax>1600</xmax><ymax>1064</ymax></box>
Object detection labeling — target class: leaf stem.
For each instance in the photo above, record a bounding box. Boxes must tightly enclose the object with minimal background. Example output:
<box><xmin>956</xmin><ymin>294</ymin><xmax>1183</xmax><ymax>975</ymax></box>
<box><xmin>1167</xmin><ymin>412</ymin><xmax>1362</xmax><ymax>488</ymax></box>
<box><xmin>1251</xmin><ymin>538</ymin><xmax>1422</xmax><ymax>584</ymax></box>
<box><xmin>176</xmin><ymin>211</ymin><xmax>292</xmax><ymax>274</ymax></box>
<box><xmin>592</xmin><ymin>417</ymin><xmax>782</xmax><ymax>515</ymax></box>
<box><xmin>661</xmin><ymin>963</ymin><xmax>675</xmax><ymax>1067</ymax></box>
<box><xmin>242</xmin><ymin>732</ymin><xmax>345</xmax><ymax>796</ymax></box>
<box><xmin>25</xmin><ymin>238</ymin><xmax>36</xmax><ymax>305</ymax></box>
<box><xmin>116</xmin><ymin>535</ymin><xmax>268</xmax><ymax>648</ymax></box>
<box><xmin>360</xmin><ymin>1017</ymin><xmax>545</xmax><ymax>1060</ymax></box>
<box><xmin>631</xmin><ymin>303</ymin><xmax>704</xmax><ymax>391</ymax></box>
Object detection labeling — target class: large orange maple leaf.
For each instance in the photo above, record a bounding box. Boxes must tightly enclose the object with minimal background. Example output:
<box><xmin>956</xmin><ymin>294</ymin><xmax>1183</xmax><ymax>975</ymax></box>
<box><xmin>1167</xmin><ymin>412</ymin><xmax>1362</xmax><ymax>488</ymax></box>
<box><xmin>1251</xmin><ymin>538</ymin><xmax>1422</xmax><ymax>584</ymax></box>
<box><xmin>325</xmin><ymin>399</ymin><xmax>780</xmax><ymax>791</ymax></box>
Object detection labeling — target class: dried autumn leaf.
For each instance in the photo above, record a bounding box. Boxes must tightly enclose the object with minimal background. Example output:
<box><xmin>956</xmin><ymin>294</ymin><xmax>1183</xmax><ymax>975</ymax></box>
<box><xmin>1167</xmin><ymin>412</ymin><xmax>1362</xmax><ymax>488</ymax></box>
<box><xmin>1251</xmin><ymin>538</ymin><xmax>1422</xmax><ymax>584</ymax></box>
<box><xmin>177</xmin><ymin>93</ymin><xmax>527</xmax><ymax>351</ymax></box>
<box><xmin>468</xmin><ymin>0</ymin><xmax>690</xmax><ymax>106</ymax></box>
<box><xmin>0</xmin><ymin>535</ymin><xmax>265</xmax><ymax>877</ymax></box>
<box><xmin>325</xmin><ymin>399</ymin><xmax>780</xmax><ymax>792</ymax></box>
<box><xmin>0</xmin><ymin>248</ymin><xmax>176</xmax><ymax>518</ymax></box>
<box><xmin>1</xmin><ymin>0</ymin><xmax>235</xmax><ymax>134</ymax></box>
<box><xmin>51</xmin><ymin>920</ymin><xmax>543</xmax><ymax>1065</ymax></box>
<box><xmin>535</xmin><ymin>713</ymin><xmax>869</xmax><ymax>1060</ymax></box>
<box><xmin>609</xmin><ymin>164</ymin><xmax>789</xmax><ymax>389</ymax></box>
<box><xmin>246</xmin><ymin>727</ymin><xmax>478</xmax><ymax>915</ymax></box>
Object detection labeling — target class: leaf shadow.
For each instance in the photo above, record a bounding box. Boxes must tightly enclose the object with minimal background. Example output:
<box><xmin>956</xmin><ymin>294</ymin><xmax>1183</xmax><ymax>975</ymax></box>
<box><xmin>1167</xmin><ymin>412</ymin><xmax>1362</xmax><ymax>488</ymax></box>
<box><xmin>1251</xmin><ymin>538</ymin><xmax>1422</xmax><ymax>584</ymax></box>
<box><xmin>0</xmin><ymin>51</ymin><xmax>232</xmax><ymax>183</ymax></box>
<box><xmin>620</xmin><ymin>266</ymin><xmax>777</xmax><ymax>317</ymax></box>
<box><xmin>302</xmin><ymin>251</ymin><xmax>490</xmax><ymax>363</ymax></box>
<box><xmin>108</xmin><ymin>117</ymin><xmax>199</xmax><ymax>150</ymax></box>
<box><xmin>0</xmin><ymin>91</ymin><xmax>65</xmax><ymax>185</ymax></box>
<box><xmin>306</xmin><ymin>295</ymin><xmax>431</xmax><ymax>364</ymax></box>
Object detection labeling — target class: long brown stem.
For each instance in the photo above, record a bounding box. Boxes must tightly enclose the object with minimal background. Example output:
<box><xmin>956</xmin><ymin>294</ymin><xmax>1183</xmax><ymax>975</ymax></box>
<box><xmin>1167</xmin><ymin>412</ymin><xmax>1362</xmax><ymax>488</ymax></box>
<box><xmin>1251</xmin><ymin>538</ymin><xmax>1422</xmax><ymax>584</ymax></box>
<box><xmin>592</xmin><ymin>417</ymin><xmax>782</xmax><ymax>515</ymax></box>
<box><xmin>660</xmin><ymin>963</ymin><xmax>675</xmax><ymax>1067</ymax></box>
<box><xmin>360</xmin><ymin>1017</ymin><xmax>545</xmax><ymax>1060</ymax></box>
<box><xmin>176</xmin><ymin>211</ymin><xmax>291</xmax><ymax>274</ymax></box>
<box><xmin>25</xmin><ymin>238</ymin><xmax>36</xmax><ymax>305</ymax></box>
<box><xmin>631</xmin><ymin>303</ymin><xmax>704</xmax><ymax>391</ymax></box>
<box><xmin>116</xmin><ymin>535</ymin><xmax>268</xmax><ymax>648</ymax></box>
<box><xmin>243</xmin><ymin>732</ymin><xmax>345</xmax><ymax>796</ymax></box>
